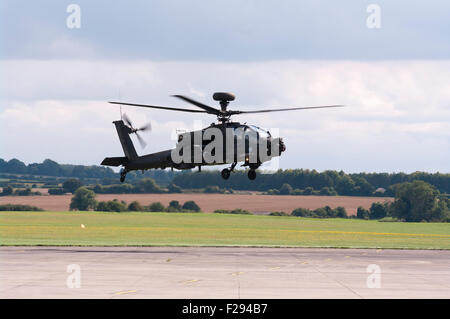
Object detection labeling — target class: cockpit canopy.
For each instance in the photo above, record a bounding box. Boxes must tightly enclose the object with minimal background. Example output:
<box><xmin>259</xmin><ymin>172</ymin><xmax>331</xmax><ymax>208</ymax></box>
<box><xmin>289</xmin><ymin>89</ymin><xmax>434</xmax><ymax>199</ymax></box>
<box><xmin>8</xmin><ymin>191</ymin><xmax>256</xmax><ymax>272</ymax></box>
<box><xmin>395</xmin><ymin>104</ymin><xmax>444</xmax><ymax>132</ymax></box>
<box><xmin>233</xmin><ymin>124</ymin><xmax>271</xmax><ymax>139</ymax></box>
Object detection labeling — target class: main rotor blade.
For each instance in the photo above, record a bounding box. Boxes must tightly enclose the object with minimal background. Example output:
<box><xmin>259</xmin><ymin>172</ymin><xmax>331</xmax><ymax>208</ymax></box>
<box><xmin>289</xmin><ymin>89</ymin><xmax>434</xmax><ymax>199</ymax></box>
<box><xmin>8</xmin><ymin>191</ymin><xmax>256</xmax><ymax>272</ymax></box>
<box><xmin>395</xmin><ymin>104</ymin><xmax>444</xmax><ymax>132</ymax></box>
<box><xmin>109</xmin><ymin>101</ymin><xmax>207</xmax><ymax>113</ymax></box>
<box><xmin>172</xmin><ymin>95</ymin><xmax>221</xmax><ymax>115</ymax></box>
<box><xmin>230</xmin><ymin>105</ymin><xmax>345</xmax><ymax>115</ymax></box>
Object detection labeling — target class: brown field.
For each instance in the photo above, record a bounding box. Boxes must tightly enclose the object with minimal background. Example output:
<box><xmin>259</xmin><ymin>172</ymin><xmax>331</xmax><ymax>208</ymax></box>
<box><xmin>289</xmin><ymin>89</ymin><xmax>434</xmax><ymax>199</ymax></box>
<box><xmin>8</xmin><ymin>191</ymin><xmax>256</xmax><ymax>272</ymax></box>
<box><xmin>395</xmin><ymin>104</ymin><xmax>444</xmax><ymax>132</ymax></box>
<box><xmin>34</xmin><ymin>188</ymin><xmax>49</xmax><ymax>195</ymax></box>
<box><xmin>0</xmin><ymin>194</ymin><xmax>392</xmax><ymax>215</ymax></box>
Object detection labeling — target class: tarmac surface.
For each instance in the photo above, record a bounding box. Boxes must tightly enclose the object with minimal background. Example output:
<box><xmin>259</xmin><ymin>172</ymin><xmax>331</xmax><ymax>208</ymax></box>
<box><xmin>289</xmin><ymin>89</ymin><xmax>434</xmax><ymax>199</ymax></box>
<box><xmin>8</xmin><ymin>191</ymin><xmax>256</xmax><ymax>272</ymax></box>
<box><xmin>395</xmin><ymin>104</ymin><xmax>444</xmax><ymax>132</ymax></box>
<box><xmin>1</xmin><ymin>246</ymin><xmax>449</xmax><ymax>299</ymax></box>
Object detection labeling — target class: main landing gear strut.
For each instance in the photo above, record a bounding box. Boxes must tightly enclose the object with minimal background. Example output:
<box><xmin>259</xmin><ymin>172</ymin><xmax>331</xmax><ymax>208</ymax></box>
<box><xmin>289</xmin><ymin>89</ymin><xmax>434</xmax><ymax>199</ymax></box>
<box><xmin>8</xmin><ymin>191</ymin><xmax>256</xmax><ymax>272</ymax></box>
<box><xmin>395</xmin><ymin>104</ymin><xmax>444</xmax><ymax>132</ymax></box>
<box><xmin>221</xmin><ymin>162</ymin><xmax>237</xmax><ymax>180</ymax></box>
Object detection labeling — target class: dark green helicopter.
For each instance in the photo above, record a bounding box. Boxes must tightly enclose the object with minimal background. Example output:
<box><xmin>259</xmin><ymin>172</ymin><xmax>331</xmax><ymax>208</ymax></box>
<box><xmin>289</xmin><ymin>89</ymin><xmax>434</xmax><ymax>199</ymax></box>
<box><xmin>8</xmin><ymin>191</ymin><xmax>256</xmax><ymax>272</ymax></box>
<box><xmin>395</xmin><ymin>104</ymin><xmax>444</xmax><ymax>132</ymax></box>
<box><xmin>101</xmin><ymin>92</ymin><xmax>342</xmax><ymax>182</ymax></box>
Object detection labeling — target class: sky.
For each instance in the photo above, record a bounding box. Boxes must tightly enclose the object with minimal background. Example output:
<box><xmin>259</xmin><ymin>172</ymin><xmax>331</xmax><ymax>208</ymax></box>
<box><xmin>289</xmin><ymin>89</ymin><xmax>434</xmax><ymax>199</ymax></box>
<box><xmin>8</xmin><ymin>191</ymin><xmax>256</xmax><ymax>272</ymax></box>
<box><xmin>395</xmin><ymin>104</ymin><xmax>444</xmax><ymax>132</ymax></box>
<box><xmin>0</xmin><ymin>0</ymin><xmax>449</xmax><ymax>173</ymax></box>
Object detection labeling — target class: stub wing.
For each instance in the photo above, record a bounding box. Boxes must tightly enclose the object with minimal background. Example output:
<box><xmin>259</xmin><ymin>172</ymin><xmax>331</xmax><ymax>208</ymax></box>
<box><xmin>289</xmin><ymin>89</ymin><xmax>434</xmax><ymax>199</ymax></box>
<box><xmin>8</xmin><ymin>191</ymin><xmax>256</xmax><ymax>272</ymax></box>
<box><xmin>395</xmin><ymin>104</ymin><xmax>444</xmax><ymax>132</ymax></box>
<box><xmin>101</xmin><ymin>156</ymin><xmax>128</xmax><ymax>167</ymax></box>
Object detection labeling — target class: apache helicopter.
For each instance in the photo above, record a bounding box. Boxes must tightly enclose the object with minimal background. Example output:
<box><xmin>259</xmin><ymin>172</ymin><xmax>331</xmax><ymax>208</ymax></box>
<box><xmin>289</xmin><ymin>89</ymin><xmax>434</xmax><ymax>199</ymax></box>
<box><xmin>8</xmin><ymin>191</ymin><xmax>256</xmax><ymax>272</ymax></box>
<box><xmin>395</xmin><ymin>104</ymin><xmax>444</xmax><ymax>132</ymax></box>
<box><xmin>101</xmin><ymin>92</ymin><xmax>342</xmax><ymax>182</ymax></box>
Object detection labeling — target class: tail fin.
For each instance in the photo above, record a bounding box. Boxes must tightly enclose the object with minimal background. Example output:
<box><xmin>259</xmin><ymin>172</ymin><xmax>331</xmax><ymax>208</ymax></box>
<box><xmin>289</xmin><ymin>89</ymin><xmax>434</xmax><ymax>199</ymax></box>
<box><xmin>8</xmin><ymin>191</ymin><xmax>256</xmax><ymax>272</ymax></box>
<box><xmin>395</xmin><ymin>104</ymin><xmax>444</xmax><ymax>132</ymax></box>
<box><xmin>113</xmin><ymin>120</ymin><xmax>138</xmax><ymax>160</ymax></box>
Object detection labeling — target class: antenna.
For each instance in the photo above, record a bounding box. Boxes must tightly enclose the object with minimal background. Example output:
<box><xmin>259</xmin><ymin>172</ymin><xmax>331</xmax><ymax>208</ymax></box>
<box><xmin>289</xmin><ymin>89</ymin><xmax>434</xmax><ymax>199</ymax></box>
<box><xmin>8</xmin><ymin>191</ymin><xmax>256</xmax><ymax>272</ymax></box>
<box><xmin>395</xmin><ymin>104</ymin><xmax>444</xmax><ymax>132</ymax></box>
<box><xmin>118</xmin><ymin>89</ymin><xmax>123</xmax><ymax>120</ymax></box>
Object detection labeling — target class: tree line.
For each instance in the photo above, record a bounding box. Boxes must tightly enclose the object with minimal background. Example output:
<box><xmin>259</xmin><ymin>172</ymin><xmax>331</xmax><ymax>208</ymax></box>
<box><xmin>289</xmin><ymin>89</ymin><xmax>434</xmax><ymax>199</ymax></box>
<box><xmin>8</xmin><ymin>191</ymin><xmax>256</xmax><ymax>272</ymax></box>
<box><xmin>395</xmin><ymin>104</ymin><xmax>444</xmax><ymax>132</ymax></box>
<box><xmin>3</xmin><ymin>180</ymin><xmax>448</xmax><ymax>222</ymax></box>
<box><xmin>2</xmin><ymin>158</ymin><xmax>450</xmax><ymax>196</ymax></box>
<box><xmin>69</xmin><ymin>187</ymin><xmax>201</xmax><ymax>212</ymax></box>
<box><xmin>0</xmin><ymin>158</ymin><xmax>116</xmax><ymax>179</ymax></box>
<box><xmin>173</xmin><ymin>169</ymin><xmax>450</xmax><ymax>196</ymax></box>
<box><xmin>287</xmin><ymin>181</ymin><xmax>449</xmax><ymax>222</ymax></box>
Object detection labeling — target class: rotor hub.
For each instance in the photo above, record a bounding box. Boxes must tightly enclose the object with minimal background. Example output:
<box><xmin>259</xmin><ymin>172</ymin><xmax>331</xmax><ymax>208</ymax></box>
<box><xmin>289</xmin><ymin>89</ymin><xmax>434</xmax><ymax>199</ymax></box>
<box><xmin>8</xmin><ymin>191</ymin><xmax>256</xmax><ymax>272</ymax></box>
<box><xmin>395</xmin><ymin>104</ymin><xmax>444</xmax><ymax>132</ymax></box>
<box><xmin>212</xmin><ymin>92</ymin><xmax>235</xmax><ymax>102</ymax></box>
<box><xmin>212</xmin><ymin>92</ymin><xmax>235</xmax><ymax>119</ymax></box>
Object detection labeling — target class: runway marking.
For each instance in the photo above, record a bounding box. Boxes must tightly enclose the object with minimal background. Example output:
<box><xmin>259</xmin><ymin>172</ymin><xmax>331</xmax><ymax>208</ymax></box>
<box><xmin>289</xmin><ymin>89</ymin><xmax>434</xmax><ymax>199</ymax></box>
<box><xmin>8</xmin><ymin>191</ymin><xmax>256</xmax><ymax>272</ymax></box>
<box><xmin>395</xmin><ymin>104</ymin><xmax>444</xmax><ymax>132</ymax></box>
<box><xmin>182</xmin><ymin>279</ymin><xmax>199</xmax><ymax>284</ymax></box>
<box><xmin>281</xmin><ymin>229</ymin><xmax>450</xmax><ymax>238</ymax></box>
<box><xmin>114</xmin><ymin>290</ymin><xmax>137</xmax><ymax>296</ymax></box>
<box><xmin>91</xmin><ymin>226</ymin><xmax>450</xmax><ymax>238</ymax></box>
<box><xmin>269</xmin><ymin>266</ymin><xmax>281</xmax><ymax>270</ymax></box>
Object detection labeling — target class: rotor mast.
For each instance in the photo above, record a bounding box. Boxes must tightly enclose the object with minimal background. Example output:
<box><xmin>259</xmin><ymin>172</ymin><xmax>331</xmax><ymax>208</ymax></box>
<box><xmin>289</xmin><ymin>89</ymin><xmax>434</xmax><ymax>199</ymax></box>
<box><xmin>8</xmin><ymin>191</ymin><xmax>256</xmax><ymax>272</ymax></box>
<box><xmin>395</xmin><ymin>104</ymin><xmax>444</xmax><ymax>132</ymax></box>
<box><xmin>213</xmin><ymin>92</ymin><xmax>235</xmax><ymax>123</ymax></box>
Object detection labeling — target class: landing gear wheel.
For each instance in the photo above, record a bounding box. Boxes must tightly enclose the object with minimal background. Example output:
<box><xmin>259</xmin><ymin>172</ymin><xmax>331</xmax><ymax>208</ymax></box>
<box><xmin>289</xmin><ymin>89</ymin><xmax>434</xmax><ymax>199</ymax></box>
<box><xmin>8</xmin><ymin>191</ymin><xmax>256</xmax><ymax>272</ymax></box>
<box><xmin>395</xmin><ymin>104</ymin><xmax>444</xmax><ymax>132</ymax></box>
<box><xmin>248</xmin><ymin>169</ymin><xmax>256</xmax><ymax>180</ymax></box>
<box><xmin>221</xmin><ymin>168</ymin><xmax>231</xmax><ymax>180</ymax></box>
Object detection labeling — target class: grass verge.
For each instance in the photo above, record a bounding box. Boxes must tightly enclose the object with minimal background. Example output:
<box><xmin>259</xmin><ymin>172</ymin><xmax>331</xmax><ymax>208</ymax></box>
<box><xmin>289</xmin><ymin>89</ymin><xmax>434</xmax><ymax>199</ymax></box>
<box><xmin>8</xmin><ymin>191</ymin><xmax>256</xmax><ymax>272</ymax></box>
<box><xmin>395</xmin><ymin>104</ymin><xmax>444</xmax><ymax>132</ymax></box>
<box><xmin>1</xmin><ymin>211</ymin><xmax>449</xmax><ymax>249</ymax></box>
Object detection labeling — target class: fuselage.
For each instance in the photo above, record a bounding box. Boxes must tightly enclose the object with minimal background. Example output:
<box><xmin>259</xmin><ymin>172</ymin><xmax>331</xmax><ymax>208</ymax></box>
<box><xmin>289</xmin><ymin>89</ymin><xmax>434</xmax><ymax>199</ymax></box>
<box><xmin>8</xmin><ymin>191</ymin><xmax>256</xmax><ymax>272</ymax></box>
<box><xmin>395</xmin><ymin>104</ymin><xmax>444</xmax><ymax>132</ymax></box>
<box><xmin>101</xmin><ymin>119</ymin><xmax>285</xmax><ymax>181</ymax></box>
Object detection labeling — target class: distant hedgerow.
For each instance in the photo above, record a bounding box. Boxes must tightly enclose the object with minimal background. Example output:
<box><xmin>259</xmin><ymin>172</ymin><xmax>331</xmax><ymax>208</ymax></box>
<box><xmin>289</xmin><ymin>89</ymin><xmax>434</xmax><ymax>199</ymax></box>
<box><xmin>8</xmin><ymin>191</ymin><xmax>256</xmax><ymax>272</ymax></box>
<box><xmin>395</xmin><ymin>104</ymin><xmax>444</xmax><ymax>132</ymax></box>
<box><xmin>214</xmin><ymin>208</ymin><xmax>252</xmax><ymax>215</ymax></box>
<box><xmin>0</xmin><ymin>204</ymin><xmax>44</xmax><ymax>211</ymax></box>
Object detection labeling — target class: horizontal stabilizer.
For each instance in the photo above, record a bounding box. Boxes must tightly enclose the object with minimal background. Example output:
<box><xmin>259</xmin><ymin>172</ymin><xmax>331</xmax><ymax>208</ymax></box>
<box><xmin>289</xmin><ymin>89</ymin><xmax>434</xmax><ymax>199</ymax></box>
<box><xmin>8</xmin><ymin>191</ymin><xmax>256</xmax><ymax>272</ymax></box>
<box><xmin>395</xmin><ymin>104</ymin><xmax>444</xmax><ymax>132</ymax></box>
<box><xmin>101</xmin><ymin>156</ymin><xmax>128</xmax><ymax>167</ymax></box>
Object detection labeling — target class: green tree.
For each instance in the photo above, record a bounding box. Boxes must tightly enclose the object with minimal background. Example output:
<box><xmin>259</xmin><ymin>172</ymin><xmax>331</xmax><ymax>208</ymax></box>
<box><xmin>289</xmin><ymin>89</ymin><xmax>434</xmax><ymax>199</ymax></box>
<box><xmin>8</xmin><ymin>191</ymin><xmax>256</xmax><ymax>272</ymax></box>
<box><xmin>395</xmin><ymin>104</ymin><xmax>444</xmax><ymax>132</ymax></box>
<box><xmin>15</xmin><ymin>188</ymin><xmax>31</xmax><ymax>196</ymax></box>
<box><xmin>313</xmin><ymin>207</ymin><xmax>329</xmax><ymax>218</ymax></box>
<box><xmin>335</xmin><ymin>175</ymin><xmax>356</xmax><ymax>195</ymax></box>
<box><xmin>69</xmin><ymin>187</ymin><xmax>96</xmax><ymax>211</ymax></box>
<box><xmin>167</xmin><ymin>183</ymin><xmax>182</xmax><ymax>193</ymax></box>
<box><xmin>356</xmin><ymin>206</ymin><xmax>370</xmax><ymax>220</ymax></box>
<box><xmin>303</xmin><ymin>187</ymin><xmax>314</xmax><ymax>195</ymax></box>
<box><xmin>334</xmin><ymin>206</ymin><xmax>347</xmax><ymax>218</ymax></box>
<box><xmin>5</xmin><ymin>158</ymin><xmax>27</xmax><ymax>173</ymax></box>
<box><xmin>48</xmin><ymin>188</ymin><xmax>65</xmax><ymax>195</ymax></box>
<box><xmin>319</xmin><ymin>187</ymin><xmax>332</xmax><ymax>196</ymax></box>
<box><xmin>182</xmin><ymin>201</ymin><xmax>201</xmax><ymax>212</ymax></box>
<box><xmin>431</xmin><ymin>199</ymin><xmax>449</xmax><ymax>222</ymax></box>
<box><xmin>269</xmin><ymin>211</ymin><xmax>289</xmax><ymax>216</ymax></box>
<box><xmin>128</xmin><ymin>201</ymin><xmax>143</xmax><ymax>211</ymax></box>
<box><xmin>369</xmin><ymin>202</ymin><xmax>389</xmax><ymax>220</ymax></box>
<box><xmin>96</xmin><ymin>199</ymin><xmax>127</xmax><ymax>212</ymax></box>
<box><xmin>1</xmin><ymin>186</ymin><xmax>13</xmax><ymax>196</ymax></box>
<box><xmin>279</xmin><ymin>183</ymin><xmax>293</xmax><ymax>195</ymax></box>
<box><xmin>167</xmin><ymin>200</ymin><xmax>181</xmax><ymax>212</ymax></box>
<box><xmin>323</xmin><ymin>206</ymin><xmax>335</xmax><ymax>217</ymax></box>
<box><xmin>63</xmin><ymin>178</ymin><xmax>83</xmax><ymax>194</ymax></box>
<box><xmin>136</xmin><ymin>178</ymin><xmax>162</xmax><ymax>193</ymax></box>
<box><xmin>291</xmin><ymin>207</ymin><xmax>312</xmax><ymax>217</ymax></box>
<box><xmin>353</xmin><ymin>177</ymin><xmax>375</xmax><ymax>196</ymax></box>
<box><xmin>40</xmin><ymin>159</ymin><xmax>61</xmax><ymax>176</ymax></box>
<box><xmin>148</xmin><ymin>202</ymin><xmax>166</xmax><ymax>212</ymax></box>
<box><xmin>391</xmin><ymin>181</ymin><xmax>439</xmax><ymax>222</ymax></box>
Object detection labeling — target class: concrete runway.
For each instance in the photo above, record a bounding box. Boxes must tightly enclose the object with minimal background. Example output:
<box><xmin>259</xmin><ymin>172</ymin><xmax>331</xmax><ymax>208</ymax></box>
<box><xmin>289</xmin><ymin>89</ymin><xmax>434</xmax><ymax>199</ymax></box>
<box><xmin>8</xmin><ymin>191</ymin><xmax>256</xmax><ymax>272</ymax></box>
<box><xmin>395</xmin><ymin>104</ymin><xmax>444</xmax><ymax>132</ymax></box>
<box><xmin>1</xmin><ymin>247</ymin><xmax>449</xmax><ymax>299</ymax></box>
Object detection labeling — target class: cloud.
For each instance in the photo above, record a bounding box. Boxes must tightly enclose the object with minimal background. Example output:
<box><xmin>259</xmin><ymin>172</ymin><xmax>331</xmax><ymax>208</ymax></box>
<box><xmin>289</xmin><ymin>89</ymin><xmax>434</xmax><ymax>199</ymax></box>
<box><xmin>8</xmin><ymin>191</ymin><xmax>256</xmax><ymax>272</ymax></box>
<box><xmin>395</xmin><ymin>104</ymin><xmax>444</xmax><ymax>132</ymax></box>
<box><xmin>1</xmin><ymin>0</ymin><xmax>449</xmax><ymax>60</ymax></box>
<box><xmin>0</xmin><ymin>59</ymin><xmax>449</xmax><ymax>172</ymax></box>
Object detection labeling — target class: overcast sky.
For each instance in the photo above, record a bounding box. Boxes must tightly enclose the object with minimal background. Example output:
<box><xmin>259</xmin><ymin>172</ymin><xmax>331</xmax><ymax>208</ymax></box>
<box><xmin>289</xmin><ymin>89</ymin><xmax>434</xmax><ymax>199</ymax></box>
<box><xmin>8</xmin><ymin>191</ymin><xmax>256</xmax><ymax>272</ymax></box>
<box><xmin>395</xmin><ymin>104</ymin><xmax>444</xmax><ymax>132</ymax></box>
<box><xmin>0</xmin><ymin>0</ymin><xmax>449</xmax><ymax>173</ymax></box>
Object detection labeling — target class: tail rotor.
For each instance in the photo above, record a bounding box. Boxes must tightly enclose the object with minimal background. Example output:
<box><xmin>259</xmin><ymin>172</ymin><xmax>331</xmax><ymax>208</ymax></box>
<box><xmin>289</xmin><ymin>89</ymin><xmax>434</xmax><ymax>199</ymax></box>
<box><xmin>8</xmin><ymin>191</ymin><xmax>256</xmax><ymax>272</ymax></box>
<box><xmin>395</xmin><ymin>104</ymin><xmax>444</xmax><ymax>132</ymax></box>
<box><xmin>122</xmin><ymin>113</ymin><xmax>152</xmax><ymax>148</ymax></box>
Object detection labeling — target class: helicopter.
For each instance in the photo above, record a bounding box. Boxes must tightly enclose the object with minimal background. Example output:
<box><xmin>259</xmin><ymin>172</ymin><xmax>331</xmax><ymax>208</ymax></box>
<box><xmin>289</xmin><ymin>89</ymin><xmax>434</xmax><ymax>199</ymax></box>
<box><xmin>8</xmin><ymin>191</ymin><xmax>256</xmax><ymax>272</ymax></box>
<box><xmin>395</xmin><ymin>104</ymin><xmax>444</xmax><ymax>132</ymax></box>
<box><xmin>101</xmin><ymin>92</ymin><xmax>343</xmax><ymax>182</ymax></box>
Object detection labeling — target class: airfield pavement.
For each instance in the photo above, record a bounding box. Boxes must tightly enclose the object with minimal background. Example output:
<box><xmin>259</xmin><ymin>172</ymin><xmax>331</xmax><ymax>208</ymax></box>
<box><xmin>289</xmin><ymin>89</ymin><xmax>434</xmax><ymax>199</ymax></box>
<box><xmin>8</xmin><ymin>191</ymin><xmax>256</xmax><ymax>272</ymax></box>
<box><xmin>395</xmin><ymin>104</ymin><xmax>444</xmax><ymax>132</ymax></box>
<box><xmin>1</xmin><ymin>246</ymin><xmax>449</xmax><ymax>299</ymax></box>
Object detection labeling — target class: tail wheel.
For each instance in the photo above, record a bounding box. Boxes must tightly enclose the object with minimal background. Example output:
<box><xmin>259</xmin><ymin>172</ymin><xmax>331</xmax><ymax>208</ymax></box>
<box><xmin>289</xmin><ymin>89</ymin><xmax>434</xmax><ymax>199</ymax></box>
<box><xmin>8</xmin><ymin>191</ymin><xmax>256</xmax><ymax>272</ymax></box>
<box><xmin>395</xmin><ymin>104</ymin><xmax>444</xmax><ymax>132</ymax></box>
<box><xmin>248</xmin><ymin>169</ymin><xmax>256</xmax><ymax>180</ymax></box>
<box><xmin>120</xmin><ymin>168</ymin><xmax>127</xmax><ymax>183</ymax></box>
<box><xmin>221</xmin><ymin>168</ymin><xmax>231</xmax><ymax>180</ymax></box>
